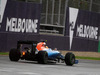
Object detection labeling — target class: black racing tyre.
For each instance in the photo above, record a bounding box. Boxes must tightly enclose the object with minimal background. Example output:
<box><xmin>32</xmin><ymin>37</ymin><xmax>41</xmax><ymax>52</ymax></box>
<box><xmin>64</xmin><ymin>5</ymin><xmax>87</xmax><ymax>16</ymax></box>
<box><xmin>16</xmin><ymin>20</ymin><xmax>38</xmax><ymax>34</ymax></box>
<box><xmin>9</xmin><ymin>48</ymin><xmax>21</xmax><ymax>61</ymax></box>
<box><xmin>38</xmin><ymin>51</ymin><xmax>48</xmax><ymax>64</ymax></box>
<box><xmin>65</xmin><ymin>52</ymin><xmax>75</xmax><ymax>66</ymax></box>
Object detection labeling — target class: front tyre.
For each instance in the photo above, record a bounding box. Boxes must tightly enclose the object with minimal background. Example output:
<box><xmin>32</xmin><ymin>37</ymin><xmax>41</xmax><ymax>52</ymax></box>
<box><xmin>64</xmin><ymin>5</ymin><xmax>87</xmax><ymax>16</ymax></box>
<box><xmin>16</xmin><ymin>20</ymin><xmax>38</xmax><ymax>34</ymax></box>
<box><xmin>38</xmin><ymin>51</ymin><xmax>48</xmax><ymax>64</ymax></box>
<box><xmin>9</xmin><ymin>48</ymin><xmax>21</xmax><ymax>61</ymax></box>
<box><xmin>65</xmin><ymin>52</ymin><xmax>75</xmax><ymax>66</ymax></box>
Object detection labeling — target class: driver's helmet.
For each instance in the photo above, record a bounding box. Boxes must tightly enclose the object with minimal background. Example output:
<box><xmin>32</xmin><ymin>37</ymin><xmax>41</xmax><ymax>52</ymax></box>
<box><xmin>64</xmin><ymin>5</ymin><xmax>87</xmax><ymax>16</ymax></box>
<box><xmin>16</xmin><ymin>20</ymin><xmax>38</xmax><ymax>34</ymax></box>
<box><xmin>42</xmin><ymin>42</ymin><xmax>46</xmax><ymax>47</ymax></box>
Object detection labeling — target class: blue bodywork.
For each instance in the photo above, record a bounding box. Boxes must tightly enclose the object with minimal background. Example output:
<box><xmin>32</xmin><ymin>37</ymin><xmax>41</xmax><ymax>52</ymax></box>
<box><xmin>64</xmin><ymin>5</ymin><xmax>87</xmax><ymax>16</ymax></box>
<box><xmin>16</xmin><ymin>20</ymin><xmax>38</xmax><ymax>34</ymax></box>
<box><xmin>43</xmin><ymin>48</ymin><xmax>64</xmax><ymax>60</ymax></box>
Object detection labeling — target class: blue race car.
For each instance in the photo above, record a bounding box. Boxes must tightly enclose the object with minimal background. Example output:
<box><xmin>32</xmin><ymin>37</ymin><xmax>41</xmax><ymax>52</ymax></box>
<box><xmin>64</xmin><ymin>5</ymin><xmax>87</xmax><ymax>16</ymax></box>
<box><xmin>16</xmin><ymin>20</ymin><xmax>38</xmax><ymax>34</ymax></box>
<box><xmin>9</xmin><ymin>41</ymin><xmax>78</xmax><ymax>66</ymax></box>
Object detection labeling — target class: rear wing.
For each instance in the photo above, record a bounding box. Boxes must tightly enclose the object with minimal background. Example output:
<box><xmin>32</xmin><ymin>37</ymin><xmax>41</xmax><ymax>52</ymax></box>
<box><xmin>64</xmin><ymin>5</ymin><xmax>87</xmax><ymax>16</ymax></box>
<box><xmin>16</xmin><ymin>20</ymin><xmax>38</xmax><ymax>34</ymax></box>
<box><xmin>17</xmin><ymin>40</ymin><xmax>38</xmax><ymax>52</ymax></box>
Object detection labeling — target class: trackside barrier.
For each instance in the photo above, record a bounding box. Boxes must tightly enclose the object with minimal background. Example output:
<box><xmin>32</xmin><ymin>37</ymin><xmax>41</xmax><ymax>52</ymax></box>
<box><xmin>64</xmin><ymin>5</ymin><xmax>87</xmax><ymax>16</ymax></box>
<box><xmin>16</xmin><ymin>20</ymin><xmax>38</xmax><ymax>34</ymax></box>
<box><xmin>0</xmin><ymin>0</ymin><xmax>100</xmax><ymax>52</ymax></box>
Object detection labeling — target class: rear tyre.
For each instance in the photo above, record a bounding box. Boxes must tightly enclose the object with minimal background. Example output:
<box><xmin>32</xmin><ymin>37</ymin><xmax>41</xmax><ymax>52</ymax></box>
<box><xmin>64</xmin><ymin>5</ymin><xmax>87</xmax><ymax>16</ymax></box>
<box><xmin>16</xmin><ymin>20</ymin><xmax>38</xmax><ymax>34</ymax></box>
<box><xmin>38</xmin><ymin>51</ymin><xmax>48</xmax><ymax>64</ymax></box>
<box><xmin>9</xmin><ymin>48</ymin><xmax>21</xmax><ymax>61</ymax></box>
<box><xmin>65</xmin><ymin>52</ymin><xmax>75</xmax><ymax>66</ymax></box>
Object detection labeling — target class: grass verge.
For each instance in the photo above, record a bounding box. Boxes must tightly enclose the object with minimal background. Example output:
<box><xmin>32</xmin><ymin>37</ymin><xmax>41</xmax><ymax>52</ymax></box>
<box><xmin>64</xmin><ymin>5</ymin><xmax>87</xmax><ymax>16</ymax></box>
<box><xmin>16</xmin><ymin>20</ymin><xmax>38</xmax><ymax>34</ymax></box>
<box><xmin>76</xmin><ymin>56</ymin><xmax>100</xmax><ymax>60</ymax></box>
<box><xmin>0</xmin><ymin>52</ymin><xmax>9</xmax><ymax>55</ymax></box>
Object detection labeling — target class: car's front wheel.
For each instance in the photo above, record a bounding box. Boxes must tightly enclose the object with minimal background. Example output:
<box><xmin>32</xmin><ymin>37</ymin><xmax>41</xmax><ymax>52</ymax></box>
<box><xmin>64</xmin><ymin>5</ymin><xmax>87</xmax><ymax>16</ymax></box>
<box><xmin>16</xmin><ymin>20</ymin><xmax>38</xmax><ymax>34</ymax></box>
<box><xmin>65</xmin><ymin>52</ymin><xmax>75</xmax><ymax>66</ymax></box>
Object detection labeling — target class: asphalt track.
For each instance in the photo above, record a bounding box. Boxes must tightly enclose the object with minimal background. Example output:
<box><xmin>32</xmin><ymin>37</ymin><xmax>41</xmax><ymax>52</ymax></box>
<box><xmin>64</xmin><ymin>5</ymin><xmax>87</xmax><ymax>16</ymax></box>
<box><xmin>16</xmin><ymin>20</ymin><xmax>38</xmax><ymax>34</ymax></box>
<box><xmin>0</xmin><ymin>56</ymin><xmax>100</xmax><ymax>75</ymax></box>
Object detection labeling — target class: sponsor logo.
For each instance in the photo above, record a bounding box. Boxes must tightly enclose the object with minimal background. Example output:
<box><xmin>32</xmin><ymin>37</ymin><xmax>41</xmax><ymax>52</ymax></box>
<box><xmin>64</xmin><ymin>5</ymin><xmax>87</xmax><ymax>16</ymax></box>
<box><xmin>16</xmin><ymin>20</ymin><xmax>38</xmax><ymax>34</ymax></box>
<box><xmin>69</xmin><ymin>7</ymin><xmax>79</xmax><ymax>50</ymax></box>
<box><xmin>6</xmin><ymin>17</ymin><xmax>38</xmax><ymax>33</ymax></box>
<box><xmin>76</xmin><ymin>24</ymin><xmax>98</xmax><ymax>40</ymax></box>
<box><xmin>69</xmin><ymin>7</ymin><xmax>99</xmax><ymax>50</ymax></box>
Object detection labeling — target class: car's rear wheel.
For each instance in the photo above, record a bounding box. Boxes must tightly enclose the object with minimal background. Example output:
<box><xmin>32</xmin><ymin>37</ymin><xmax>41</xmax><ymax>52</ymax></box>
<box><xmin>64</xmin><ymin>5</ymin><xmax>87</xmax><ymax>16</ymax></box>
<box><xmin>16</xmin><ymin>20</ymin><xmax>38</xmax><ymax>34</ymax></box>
<box><xmin>9</xmin><ymin>48</ymin><xmax>21</xmax><ymax>61</ymax></box>
<box><xmin>65</xmin><ymin>52</ymin><xmax>75</xmax><ymax>66</ymax></box>
<box><xmin>38</xmin><ymin>51</ymin><xmax>48</xmax><ymax>64</ymax></box>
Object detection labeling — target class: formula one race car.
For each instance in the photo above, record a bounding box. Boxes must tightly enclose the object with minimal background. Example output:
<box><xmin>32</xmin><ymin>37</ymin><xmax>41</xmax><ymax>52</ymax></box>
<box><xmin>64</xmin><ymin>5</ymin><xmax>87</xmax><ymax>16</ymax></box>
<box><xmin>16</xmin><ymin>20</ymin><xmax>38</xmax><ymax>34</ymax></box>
<box><xmin>9</xmin><ymin>41</ymin><xmax>78</xmax><ymax>66</ymax></box>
